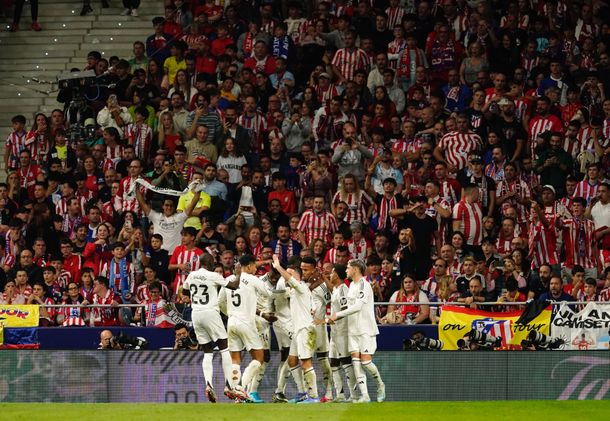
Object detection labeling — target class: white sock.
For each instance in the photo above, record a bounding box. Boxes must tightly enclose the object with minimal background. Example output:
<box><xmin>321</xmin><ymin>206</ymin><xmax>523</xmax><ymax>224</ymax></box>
<box><xmin>241</xmin><ymin>360</ymin><xmax>262</xmax><ymax>391</ymax></box>
<box><xmin>231</xmin><ymin>363</ymin><xmax>241</xmax><ymax>387</ymax></box>
<box><xmin>352</xmin><ymin>358</ymin><xmax>368</xmax><ymax>397</ymax></box>
<box><xmin>276</xmin><ymin>360</ymin><xmax>290</xmax><ymax>393</ymax></box>
<box><xmin>303</xmin><ymin>367</ymin><xmax>319</xmax><ymax>399</ymax></box>
<box><xmin>317</xmin><ymin>356</ymin><xmax>333</xmax><ymax>398</ymax></box>
<box><xmin>249</xmin><ymin>361</ymin><xmax>267</xmax><ymax>393</ymax></box>
<box><xmin>289</xmin><ymin>365</ymin><xmax>305</xmax><ymax>393</ymax></box>
<box><xmin>332</xmin><ymin>365</ymin><xmax>344</xmax><ymax>398</ymax></box>
<box><xmin>342</xmin><ymin>363</ymin><xmax>357</xmax><ymax>398</ymax></box>
<box><xmin>362</xmin><ymin>361</ymin><xmax>383</xmax><ymax>386</ymax></box>
<box><xmin>220</xmin><ymin>349</ymin><xmax>233</xmax><ymax>389</ymax></box>
<box><xmin>202</xmin><ymin>353</ymin><xmax>214</xmax><ymax>387</ymax></box>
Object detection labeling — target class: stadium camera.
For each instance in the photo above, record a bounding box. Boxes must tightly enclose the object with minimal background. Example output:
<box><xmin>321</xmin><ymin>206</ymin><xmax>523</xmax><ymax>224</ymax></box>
<box><xmin>521</xmin><ymin>330</ymin><xmax>564</xmax><ymax>351</ymax></box>
<box><xmin>57</xmin><ymin>70</ymin><xmax>97</xmax><ymax>91</ymax></box>
<box><xmin>111</xmin><ymin>331</ymin><xmax>149</xmax><ymax>350</ymax></box>
<box><xmin>402</xmin><ymin>331</ymin><xmax>444</xmax><ymax>351</ymax></box>
<box><xmin>467</xmin><ymin>329</ymin><xmax>502</xmax><ymax>349</ymax></box>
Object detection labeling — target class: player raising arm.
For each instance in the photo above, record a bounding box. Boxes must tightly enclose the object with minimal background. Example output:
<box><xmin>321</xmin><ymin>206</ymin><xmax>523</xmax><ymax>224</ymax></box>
<box><xmin>272</xmin><ymin>255</ymin><xmax>321</xmax><ymax>403</ymax></box>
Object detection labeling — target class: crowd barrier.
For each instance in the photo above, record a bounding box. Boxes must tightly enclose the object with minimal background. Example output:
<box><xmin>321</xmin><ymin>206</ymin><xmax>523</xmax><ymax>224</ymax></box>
<box><xmin>0</xmin><ymin>350</ymin><xmax>608</xmax><ymax>402</ymax></box>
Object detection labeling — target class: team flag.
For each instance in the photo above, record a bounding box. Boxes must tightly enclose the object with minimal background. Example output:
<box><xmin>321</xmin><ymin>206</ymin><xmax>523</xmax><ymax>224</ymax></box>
<box><xmin>439</xmin><ymin>305</ymin><xmax>552</xmax><ymax>350</ymax></box>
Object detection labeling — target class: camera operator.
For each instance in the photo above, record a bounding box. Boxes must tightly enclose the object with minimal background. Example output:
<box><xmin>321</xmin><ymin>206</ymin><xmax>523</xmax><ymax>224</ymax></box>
<box><xmin>173</xmin><ymin>323</ymin><xmax>199</xmax><ymax>350</ymax></box>
<box><xmin>331</xmin><ymin>121</ymin><xmax>373</xmax><ymax>182</ymax></box>
<box><xmin>98</xmin><ymin>329</ymin><xmax>148</xmax><ymax>350</ymax></box>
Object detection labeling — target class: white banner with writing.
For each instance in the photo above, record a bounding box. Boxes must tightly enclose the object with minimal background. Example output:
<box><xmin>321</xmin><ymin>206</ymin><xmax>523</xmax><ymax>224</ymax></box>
<box><xmin>551</xmin><ymin>302</ymin><xmax>610</xmax><ymax>350</ymax></box>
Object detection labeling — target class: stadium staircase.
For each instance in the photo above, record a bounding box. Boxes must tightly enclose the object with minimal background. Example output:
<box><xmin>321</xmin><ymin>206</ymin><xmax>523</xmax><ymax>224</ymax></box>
<box><xmin>0</xmin><ymin>0</ymin><xmax>164</xmax><ymax>179</ymax></box>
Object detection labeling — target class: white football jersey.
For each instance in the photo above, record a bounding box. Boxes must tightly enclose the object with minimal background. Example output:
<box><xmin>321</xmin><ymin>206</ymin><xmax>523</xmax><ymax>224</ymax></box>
<box><xmin>271</xmin><ymin>277</ymin><xmax>292</xmax><ymax>327</ymax></box>
<box><xmin>330</xmin><ymin>283</ymin><xmax>349</xmax><ymax>336</ymax></box>
<box><xmin>277</xmin><ymin>276</ymin><xmax>314</xmax><ymax>332</ymax></box>
<box><xmin>312</xmin><ymin>283</ymin><xmax>332</xmax><ymax>320</ymax></box>
<box><xmin>226</xmin><ymin>272</ymin><xmax>271</xmax><ymax>326</ymax></box>
<box><xmin>183</xmin><ymin>268</ymin><xmax>229</xmax><ymax>313</ymax></box>
<box><xmin>337</xmin><ymin>277</ymin><xmax>379</xmax><ymax>337</ymax></box>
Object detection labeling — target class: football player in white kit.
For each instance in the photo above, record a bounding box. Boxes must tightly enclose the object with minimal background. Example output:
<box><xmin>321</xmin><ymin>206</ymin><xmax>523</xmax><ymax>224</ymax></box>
<box><xmin>267</xmin><ymin>266</ymin><xmax>297</xmax><ymax>403</ymax></box>
<box><xmin>221</xmin><ymin>254</ymin><xmax>272</xmax><ymax>402</ymax></box>
<box><xmin>328</xmin><ymin>259</ymin><xmax>385</xmax><ymax>403</ymax></box>
<box><xmin>301</xmin><ymin>257</ymin><xmax>334</xmax><ymax>401</ymax></box>
<box><xmin>247</xmin><ymin>270</ymin><xmax>276</xmax><ymax>403</ymax></box>
<box><xmin>327</xmin><ymin>264</ymin><xmax>357</xmax><ymax>401</ymax></box>
<box><xmin>182</xmin><ymin>253</ymin><xmax>245</xmax><ymax>403</ymax></box>
<box><xmin>272</xmin><ymin>255</ymin><xmax>320</xmax><ymax>403</ymax></box>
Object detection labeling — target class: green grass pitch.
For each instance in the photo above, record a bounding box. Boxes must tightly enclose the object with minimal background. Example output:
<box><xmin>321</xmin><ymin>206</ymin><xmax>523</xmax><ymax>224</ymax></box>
<box><xmin>2</xmin><ymin>401</ymin><xmax>609</xmax><ymax>420</ymax></box>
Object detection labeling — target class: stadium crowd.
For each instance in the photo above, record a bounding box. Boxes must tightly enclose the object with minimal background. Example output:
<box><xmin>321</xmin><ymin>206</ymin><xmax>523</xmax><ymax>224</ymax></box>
<box><xmin>1</xmin><ymin>0</ymin><xmax>610</xmax><ymax>330</ymax></box>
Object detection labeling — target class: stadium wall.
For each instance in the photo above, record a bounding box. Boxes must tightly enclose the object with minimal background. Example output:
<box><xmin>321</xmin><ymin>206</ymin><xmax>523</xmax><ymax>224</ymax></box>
<box><xmin>1</xmin><ymin>351</ymin><xmax>608</xmax><ymax>402</ymax></box>
<box><xmin>5</xmin><ymin>325</ymin><xmax>439</xmax><ymax>350</ymax></box>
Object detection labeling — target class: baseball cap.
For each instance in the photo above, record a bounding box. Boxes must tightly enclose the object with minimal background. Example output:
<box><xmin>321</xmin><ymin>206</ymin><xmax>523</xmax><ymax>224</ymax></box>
<box><xmin>469</xmin><ymin>154</ymin><xmax>483</xmax><ymax>164</ymax></box>
<box><xmin>318</xmin><ymin>72</ymin><xmax>331</xmax><ymax>79</ymax></box>
<box><xmin>497</xmin><ymin>97</ymin><xmax>513</xmax><ymax>106</ymax></box>
<box><xmin>541</xmin><ymin>185</ymin><xmax>556</xmax><ymax>194</ymax></box>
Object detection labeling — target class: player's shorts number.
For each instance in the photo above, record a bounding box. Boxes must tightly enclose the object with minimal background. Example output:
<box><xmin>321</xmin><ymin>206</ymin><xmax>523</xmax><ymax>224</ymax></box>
<box><xmin>189</xmin><ymin>284</ymin><xmax>209</xmax><ymax>305</ymax></box>
<box><xmin>231</xmin><ymin>290</ymin><xmax>241</xmax><ymax>307</ymax></box>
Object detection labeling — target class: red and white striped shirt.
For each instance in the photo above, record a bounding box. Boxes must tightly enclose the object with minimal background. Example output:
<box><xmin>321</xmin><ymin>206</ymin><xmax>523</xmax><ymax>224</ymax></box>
<box><xmin>573</xmin><ymin>180</ymin><xmax>599</xmax><ymax>204</ymax></box>
<box><xmin>346</xmin><ymin>237</ymin><xmax>370</xmax><ymax>261</ymax></box>
<box><xmin>452</xmin><ymin>199</ymin><xmax>483</xmax><ymax>246</ymax></box>
<box><xmin>331</xmin><ymin>47</ymin><xmax>371</xmax><ymax>81</ymax></box>
<box><xmin>521</xmin><ymin>54</ymin><xmax>539</xmax><ymax>77</ymax></box>
<box><xmin>5</xmin><ymin>130</ymin><xmax>28</xmax><ymax>170</ymax></box>
<box><xmin>125</xmin><ymin>123</ymin><xmax>153</xmax><ymax>161</ymax></box>
<box><xmin>61</xmin><ymin>297</ymin><xmax>89</xmax><ymax>327</ymax></box>
<box><xmin>332</xmin><ymin>190</ymin><xmax>372</xmax><ymax>224</ymax></box>
<box><xmin>386</xmin><ymin>6</ymin><xmax>406</xmax><ymax>28</ymax></box>
<box><xmin>387</xmin><ymin>39</ymin><xmax>407</xmax><ymax>69</ymax></box>
<box><xmin>528</xmin><ymin>114</ymin><xmax>563</xmax><ymax>158</ymax></box>
<box><xmin>315</xmin><ymin>83</ymin><xmax>340</xmax><ymax>105</ymax></box>
<box><xmin>238</xmin><ymin>111</ymin><xmax>267</xmax><ymax>153</ymax></box>
<box><xmin>297</xmin><ymin>209</ymin><xmax>338</xmax><ymax>246</ymax></box>
<box><xmin>92</xmin><ymin>289</ymin><xmax>121</xmax><ymax>326</ymax></box>
<box><xmin>116</xmin><ymin>176</ymin><xmax>145</xmax><ymax>215</ymax></box>
<box><xmin>563</xmin><ymin>218</ymin><xmax>597</xmax><ymax>269</ymax></box>
<box><xmin>136</xmin><ymin>282</ymin><xmax>170</xmax><ymax>303</ymax></box>
<box><xmin>496</xmin><ymin>232</ymin><xmax>517</xmax><ymax>256</ymax></box>
<box><xmin>169</xmin><ymin>245</ymin><xmax>204</xmax><ymax>293</ymax></box>
<box><xmin>528</xmin><ymin>221</ymin><xmax>559</xmax><ymax>269</ymax></box>
<box><xmin>106</xmin><ymin>144</ymin><xmax>124</xmax><ymax>164</ymax></box>
<box><xmin>602</xmin><ymin>118</ymin><xmax>610</xmax><ymax>142</ymax></box>
<box><xmin>496</xmin><ymin>178</ymin><xmax>532</xmax><ymax>224</ymax></box>
<box><xmin>25</xmin><ymin>130</ymin><xmax>50</xmax><ymax>165</ymax></box>
<box><xmin>437</xmin><ymin>130</ymin><xmax>482</xmax><ymax>171</ymax></box>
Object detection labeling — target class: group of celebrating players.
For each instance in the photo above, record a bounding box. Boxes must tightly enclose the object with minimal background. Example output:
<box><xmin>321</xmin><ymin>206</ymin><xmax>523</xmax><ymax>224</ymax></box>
<box><xmin>183</xmin><ymin>252</ymin><xmax>385</xmax><ymax>404</ymax></box>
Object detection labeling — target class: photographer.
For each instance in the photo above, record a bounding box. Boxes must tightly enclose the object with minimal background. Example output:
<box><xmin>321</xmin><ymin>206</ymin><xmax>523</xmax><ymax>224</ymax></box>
<box><xmin>98</xmin><ymin>329</ymin><xmax>148</xmax><ymax>350</ymax></box>
<box><xmin>173</xmin><ymin>323</ymin><xmax>199</xmax><ymax>350</ymax></box>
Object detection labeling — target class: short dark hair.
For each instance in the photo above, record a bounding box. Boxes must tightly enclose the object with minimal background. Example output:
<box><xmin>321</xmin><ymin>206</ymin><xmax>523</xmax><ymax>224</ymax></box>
<box><xmin>238</xmin><ymin>254</ymin><xmax>257</xmax><ymax>267</ymax></box>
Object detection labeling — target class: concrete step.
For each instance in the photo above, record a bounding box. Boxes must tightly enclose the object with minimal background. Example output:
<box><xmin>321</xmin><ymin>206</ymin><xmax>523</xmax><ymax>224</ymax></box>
<box><xmin>0</xmin><ymin>35</ymin><xmax>86</xmax><ymax>44</ymax></box>
<box><xmin>91</xmin><ymin>20</ymin><xmax>151</xmax><ymax>29</ymax></box>
<box><xmin>0</xmin><ymin>63</ymin><xmax>68</xmax><ymax>72</ymax></box>
<box><xmin>87</xmin><ymin>28</ymin><xmax>153</xmax><ymax>36</ymax></box>
<box><xmin>97</xmin><ymin>14</ymin><xmax>158</xmax><ymax>22</ymax></box>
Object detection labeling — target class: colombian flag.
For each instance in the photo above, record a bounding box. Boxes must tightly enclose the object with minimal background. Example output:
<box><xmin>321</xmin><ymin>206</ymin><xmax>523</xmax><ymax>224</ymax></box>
<box><xmin>0</xmin><ymin>305</ymin><xmax>40</xmax><ymax>349</ymax></box>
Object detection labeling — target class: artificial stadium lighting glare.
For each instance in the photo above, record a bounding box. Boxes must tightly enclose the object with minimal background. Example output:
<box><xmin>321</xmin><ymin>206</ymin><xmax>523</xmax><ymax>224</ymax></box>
<box><xmin>110</xmin><ymin>37</ymin><xmax>113</xmax><ymax>41</ymax></box>
<box><xmin>54</xmin><ymin>39</ymin><xmax>57</xmax><ymax>42</ymax></box>
<box><xmin>45</xmin><ymin>52</ymin><xmax>48</xmax><ymax>56</ymax></box>
<box><xmin>118</xmin><ymin>23</ymin><xmax>122</xmax><ymax>26</ymax></box>
<box><xmin>63</xmin><ymin>24</ymin><xmax>66</xmax><ymax>27</ymax></box>
<box><xmin>36</xmin><ymin>65</ymin><xmax>39</xmax><ymax>69</ymax></box>
<box><xmin>72</xmin><ymin>10</ymin><xmax>75</xmax><ymax>14</ymax></box>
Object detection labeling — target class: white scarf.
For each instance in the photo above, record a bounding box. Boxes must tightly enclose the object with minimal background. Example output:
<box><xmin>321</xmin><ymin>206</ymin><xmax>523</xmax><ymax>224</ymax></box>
<box><xmin>130</xmin><ymin>178</ymin><xmax>205</xmax><ymax>197</ymax></box>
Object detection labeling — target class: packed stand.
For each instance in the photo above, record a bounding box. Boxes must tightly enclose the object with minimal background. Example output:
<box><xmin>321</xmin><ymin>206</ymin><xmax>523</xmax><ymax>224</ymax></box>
<box><xmin>1</xmin><ymin>0</ymin><xmax>610</xmax><ymax>328</ymax></box>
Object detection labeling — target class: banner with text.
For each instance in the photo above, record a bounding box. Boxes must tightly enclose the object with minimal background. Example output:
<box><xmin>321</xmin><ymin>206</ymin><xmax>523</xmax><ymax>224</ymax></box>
<box><xmin>0</xmin><ymin>305</ymin><xmax>40</xmax><ymax>327</ymax></box>
<box><xmin>551</xmin><ymin>302</ymin><xmax>610</xmax><ymax>350</ymax></box>
<box><xmin>439</xmin><ymin>306</ymin><xmax>552</xmax><ymax>350</ymax></box>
